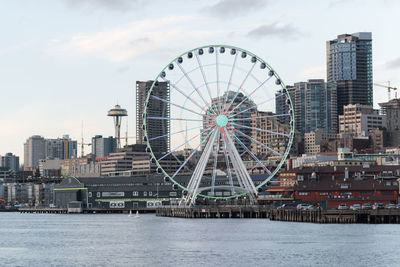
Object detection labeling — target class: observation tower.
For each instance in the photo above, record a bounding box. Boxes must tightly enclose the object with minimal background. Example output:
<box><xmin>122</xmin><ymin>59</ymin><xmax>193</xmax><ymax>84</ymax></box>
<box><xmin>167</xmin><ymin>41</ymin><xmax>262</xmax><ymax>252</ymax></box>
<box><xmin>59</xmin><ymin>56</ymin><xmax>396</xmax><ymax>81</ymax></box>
<box><xmin>107</xmin><ymin>104</ymin><xmax>128</xmax><ymax>149</ymax></box>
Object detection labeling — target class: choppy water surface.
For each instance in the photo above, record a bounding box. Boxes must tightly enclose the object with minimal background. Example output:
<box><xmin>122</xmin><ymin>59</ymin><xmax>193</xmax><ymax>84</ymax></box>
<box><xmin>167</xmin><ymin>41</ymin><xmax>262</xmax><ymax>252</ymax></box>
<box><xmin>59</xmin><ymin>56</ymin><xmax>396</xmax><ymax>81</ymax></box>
<box><xmin>1</xmin><ymin>213</ymin><xmax>400</xmax><ymax>266</ymax></box>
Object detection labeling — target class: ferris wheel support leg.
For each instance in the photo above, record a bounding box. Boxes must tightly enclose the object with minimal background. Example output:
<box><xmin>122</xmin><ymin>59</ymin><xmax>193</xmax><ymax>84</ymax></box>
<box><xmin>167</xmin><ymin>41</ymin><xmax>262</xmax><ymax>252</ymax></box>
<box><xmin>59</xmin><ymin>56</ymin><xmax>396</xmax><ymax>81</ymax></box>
<box><xmin>225</xmin><ymin>131</ymin><xmax>258</xmax><ymax>205</ymax></box>
<box><xmin>180</xmin><ymin>130</ymin><xmax>219</xmax><ymax>207</ymax></box>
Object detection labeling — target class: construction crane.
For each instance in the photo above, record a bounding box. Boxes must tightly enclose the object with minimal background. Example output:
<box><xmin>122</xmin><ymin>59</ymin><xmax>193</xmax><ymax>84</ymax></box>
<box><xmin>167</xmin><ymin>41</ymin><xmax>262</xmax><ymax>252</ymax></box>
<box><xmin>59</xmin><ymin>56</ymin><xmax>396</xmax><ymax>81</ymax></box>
<box><xmin>78</xmin><ymin>139</ymin><xmax>91</xmax><ymax>158</ymax></box>
<box><xmin>374</xmin><ymin>81</ymin><xmax>397</xmax><ymax>101</ymax></box>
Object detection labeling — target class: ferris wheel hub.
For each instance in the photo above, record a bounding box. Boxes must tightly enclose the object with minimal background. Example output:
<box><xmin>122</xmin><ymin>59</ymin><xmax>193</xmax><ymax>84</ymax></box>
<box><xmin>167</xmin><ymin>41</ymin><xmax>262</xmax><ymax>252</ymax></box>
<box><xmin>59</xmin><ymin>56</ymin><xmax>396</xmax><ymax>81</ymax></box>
<box><xmin>215</xmin><ymin>114</ymin><xmax>228</xmax><ymax>127</ymax></box>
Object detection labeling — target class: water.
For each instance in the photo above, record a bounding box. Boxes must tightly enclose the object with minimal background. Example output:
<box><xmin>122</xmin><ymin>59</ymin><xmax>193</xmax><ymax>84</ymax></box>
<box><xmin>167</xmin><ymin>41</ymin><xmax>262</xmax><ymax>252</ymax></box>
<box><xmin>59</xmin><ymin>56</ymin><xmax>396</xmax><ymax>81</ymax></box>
<box><xmin>1</xmin><ymin>213</ymin><xmax>400</xmax><ymax>267</ymax></box>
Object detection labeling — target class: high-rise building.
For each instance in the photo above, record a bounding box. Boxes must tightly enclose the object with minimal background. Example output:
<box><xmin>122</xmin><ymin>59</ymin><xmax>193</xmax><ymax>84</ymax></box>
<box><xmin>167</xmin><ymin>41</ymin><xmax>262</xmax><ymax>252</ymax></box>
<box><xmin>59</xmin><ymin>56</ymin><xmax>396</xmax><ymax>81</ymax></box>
<box><xmin>275</xmin><ymin>85</ymin><xmax>295</xmax><ymax>125</ymax></box>
<box><xmin>24</xmin><ymin>135</ymin><xmax>46</xmax><ymax>170</ymax></box>
<box><xmin>136</xmin><ymin>81</ymin><xmax>170</xmax><ymax>153</ymax></box>
<box><xmin>91</xmin><ymin>135</ymin><xmax>117</xmax><ymax>158</ymax></box>
<box><xmin>379</xmin><ymin>98</ymin><xmax>400</xmax><ymax>147</ymax></box>
<box><xmin>290</xmin><ymin>79</ymin><xmax>337</xmax><ymax>136</ymax></box>
<box><xmin>327</xmin><ymin>32</ymin><xmax>373</xmax><ymax>115</ymax></box>
<box><xmin>339</xmin><ymin>104</ymin><xmax>386</xmax><ymax>136</ymax></box>
<box><xmin>0</xmin><ymin>153</ymin><xmax>19</xmax><ymax>172</ymax></box>
<box><xmin>45</xmin><ymin>135</ymin><xmax>77</xmax><ymax>160</ymax></box>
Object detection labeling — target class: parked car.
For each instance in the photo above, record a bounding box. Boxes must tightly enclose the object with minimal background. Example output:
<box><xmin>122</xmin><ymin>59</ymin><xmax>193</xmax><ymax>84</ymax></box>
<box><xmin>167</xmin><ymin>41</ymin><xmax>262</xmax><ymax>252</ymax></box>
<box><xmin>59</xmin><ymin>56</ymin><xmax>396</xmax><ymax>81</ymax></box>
<box><xmin>297</xmin><ymin>204</ymin><xmax>311</xmax><ymax>210</ymax></box>
<box><xmin>396</xmin><ymin>204</ymin><xmax>400</xmax><ymax>209</ymax></box>
<box><xmin>350</xmin><ymin>204</ymin><xmax>361</xmax><ymax>210</ymax></box>
<box><xmin>373</xmin><ymin>203</ymin><xmax>385</xmax><ymax>210</ymax></box>
<box><xmin>385</xmin><ymin>203</ymin><xmax>396</xmax><ymax>209</ymax></box>
<box><xmin>338</xmin><ymin>203</ymin><xmax>349</xmax><ymax>210</ymax></box>
<box><xmin>362</xmin><ymin>203</ymin><xmax>372</xmax><ymax>210</ymax></box>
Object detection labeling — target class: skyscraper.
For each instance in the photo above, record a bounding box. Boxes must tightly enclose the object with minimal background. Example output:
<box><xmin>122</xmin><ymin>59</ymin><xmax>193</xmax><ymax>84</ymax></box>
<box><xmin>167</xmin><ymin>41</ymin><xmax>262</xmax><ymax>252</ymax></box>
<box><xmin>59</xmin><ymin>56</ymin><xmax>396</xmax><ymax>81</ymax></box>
<box><xmin>275</xmin><ymin>85</ymin><xmax>295</xmax><ymax>125</ymax></box>
<box><xmin>292</xmin><ymin>79</ymin><xmax>337</xmax><ymax>136</ymax></box>
<box><xmin>45</xmin><ymin>135</ymin><xmax>77</xmax><ymax>160</ymax></box>
<box><xmin>327</xmin><ymin>32</ymin><xmax>373</xmax><ymax>115</ymax></box>
<box><xmin>24</xmin><ymin>135</ymin><xmax>46</xmax><ymax>170</ymax></box>
<box><xmin>136</xmin><ymin>81</ymin><xmax>170</xmax><ymax>153</ymax></box>
<box><xmin>91</xmin><ymin>135</ymin><xmax>117</xmax><ymax>158</ymax></box>
<box><xmin>0</xmin><ymin>153</ymin><xmax>19</xmax><ymax>172</ymax></box>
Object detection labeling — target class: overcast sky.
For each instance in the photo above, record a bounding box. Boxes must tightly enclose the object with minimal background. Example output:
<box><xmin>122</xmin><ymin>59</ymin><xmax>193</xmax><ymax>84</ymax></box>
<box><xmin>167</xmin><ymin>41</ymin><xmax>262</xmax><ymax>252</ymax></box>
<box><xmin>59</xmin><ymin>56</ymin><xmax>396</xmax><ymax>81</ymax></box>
<box><xmin>1</xmin><ymin>0</ymin><xmax>399</xmax><ymax>162</ymax></box>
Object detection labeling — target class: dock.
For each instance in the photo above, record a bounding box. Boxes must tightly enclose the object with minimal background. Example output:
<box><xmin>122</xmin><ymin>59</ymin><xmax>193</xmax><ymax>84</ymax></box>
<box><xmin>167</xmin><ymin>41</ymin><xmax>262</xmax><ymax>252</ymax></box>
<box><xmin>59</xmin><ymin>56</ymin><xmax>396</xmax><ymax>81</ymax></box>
<box><xmin>157</xmin><ymin>206</ymin><xmax>400</xmax><ymax>224</ymax></box>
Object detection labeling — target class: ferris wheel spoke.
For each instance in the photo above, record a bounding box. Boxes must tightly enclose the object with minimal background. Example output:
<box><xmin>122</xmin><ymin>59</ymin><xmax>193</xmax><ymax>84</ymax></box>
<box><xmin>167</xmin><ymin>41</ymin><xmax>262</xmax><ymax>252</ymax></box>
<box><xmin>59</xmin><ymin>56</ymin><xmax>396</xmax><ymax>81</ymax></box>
<box><xmin>228</xmin><ymin>76</ymin><xmax>273</xmax><ymax>115</ymax></box>
<box><xmin>224</xmin><ymin>53</ymin><xmax>238</xmax><ymax>106</ymax></box>
<box><xmin>225</xmin><ymin>128</ymin><xmax>272</xmax><ymax>175</ymax></box>
<box><xmin>151</xmin><ymin>95</ymin><xmax>203</xmax><ymax>117</ymax></box>
<box><xmin>230</xmin><ymin>122</ymin><xmax>291</xmax><ymax>137</ymax></box>
<box><xmin>229</xmin><ymin>113</ymin><xmax>290</xmax><ymax>122</ymax></box>
<box><xmin>211</xmin><ymin>131</ymin><xmax>221</xmax><ymax>195</ymax></box>
<box><xmin>215</xmin><ymin>48</ymin><xmax>221</xmax><ymax>112</ymax></box>
<box><xmin>147</xmin><ymin>116</ymin><xmax>203</xmax><ymax>122</ymax></box>
<box><xmin>157</xmin><ymin>129</ymin><xmax>206</xmax><ymax>161</ymax></box>
<box><xmin>176</xmin><ymin>60</ymin><xmax>214</xmax><ymax>114</ymax></box>
<box><xmin>161</xmin><ymin>76</ymin><xmax>210</xmax><ymax>115</ymax></box>
<box><xmin>221</xmin><ymin>130</ymin><xmax>236</xmax><ymax>194</ymax></box>
<box><xmin>171</xmin><ymin>127</ymin><xmax>217</xmax><ymax>180</ymax></box>
<box><xmin>229</xmin><ymin>93</ymin><xmax>285</xmax><ymax>119</ymax></box>
<box><xmin>222</xmin><ymin>61</ymin><xmax>257</xmax><ymax>114</ymax></box>
<box><xmin>195</xmin><ymin>53</ymin><xmax>218</xmax><ymax>115</ymax></box>
<box><xmin>232</xmin><ymin>128</ymin><xmax>283</xmax><ymax>157</ymax></box>
<box><xmin>150</xmin><ymin>125</ymin><xmax>204</xmax><ymax>141</ymax></box>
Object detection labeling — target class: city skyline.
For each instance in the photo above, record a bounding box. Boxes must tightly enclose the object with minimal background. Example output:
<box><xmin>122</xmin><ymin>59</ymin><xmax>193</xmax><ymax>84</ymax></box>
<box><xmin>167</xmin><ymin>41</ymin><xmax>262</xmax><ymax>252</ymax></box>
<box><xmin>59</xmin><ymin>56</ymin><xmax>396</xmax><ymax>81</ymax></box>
<box><xmin>2</xmin><ymin>0</ymin><xmax>400</xmax><ymax>159</ymax></box>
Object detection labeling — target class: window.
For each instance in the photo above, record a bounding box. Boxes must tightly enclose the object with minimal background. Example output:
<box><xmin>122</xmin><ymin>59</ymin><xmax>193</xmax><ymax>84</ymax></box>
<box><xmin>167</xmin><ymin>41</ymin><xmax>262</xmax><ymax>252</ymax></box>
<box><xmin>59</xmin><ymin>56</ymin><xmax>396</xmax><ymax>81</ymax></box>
<box><xmin>319</xmin><ymin>192</ymin><xmax>329</xmax><ymax>196</ymax></box>
<box><xmin>96</xmin><ymin>192</ymin><xmax>100</xmax><ymax>197</ymax></box>
<box><xmin>88</xmin><ymin>192</ymin><xmax>92</xmax><ymax>197</ymax></box>
<box><xmin>169</xmin><ymin>192</ymin><xmax>177</xmax><ymax>197</ymax></box>
<box><xmin>143</xmin><ymin>191</ymin><xmax>147</xmax><ymax>197</ymax></box>
<box><xmin>149</xmin><ymin>191</ymin><xmax>153</xmax><ymax>196</ymax></box>
<box><xmin>132</xmin><ymin>191</ymin><xmax>139</xmax><ymax>197</ymax></box>
<box><xmin>299</xmin><ymin>192</ymin><xmax>310</xmax><ymax>196</ymax></box>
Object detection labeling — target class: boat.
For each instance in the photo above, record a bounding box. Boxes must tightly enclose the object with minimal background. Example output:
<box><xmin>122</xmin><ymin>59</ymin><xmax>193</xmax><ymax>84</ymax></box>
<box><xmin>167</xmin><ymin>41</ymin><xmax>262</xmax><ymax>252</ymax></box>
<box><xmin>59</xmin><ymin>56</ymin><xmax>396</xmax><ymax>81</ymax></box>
<box><xmin>135</xmin><ymin>210</ymin><xmax>140</xmax><ymax>218</ymax></box>
<box><xmin>128</xmin><ymin>210</ymin><xmax>132</xmax><ymax>217</ymax></box>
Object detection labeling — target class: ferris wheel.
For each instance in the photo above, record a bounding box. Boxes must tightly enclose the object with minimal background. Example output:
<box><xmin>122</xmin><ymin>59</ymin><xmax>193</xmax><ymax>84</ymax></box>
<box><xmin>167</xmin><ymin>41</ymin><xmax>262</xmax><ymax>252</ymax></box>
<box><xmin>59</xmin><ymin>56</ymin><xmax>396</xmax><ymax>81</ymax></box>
<box><xmin>143</xmin><ymin>45</ymin><xmax>294</xmax><ymax>206</ymax></box>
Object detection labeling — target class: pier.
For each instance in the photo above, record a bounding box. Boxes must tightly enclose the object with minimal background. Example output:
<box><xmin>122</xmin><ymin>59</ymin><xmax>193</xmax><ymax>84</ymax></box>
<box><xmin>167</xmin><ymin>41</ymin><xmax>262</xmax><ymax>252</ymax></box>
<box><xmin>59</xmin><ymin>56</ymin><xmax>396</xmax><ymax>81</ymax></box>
<box><xmin>157</xmin><ymin>206</ymin><xmax>400</xmax><ymax>224</ymax></box>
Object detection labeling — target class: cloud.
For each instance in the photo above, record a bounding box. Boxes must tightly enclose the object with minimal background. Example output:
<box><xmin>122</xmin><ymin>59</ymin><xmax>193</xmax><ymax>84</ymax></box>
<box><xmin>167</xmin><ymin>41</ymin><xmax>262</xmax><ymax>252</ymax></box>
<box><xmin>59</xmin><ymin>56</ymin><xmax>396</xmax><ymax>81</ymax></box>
<box><xmin>201</xmin><ymin>0</ymin><xmax>267</xmax><ymax>18</ymax></box>
<box><xmin>247</xmin><ymin>22</ymin><xmax>300</xmax><ymax>39</ymax></box>
<box><xmin>48</xmin><ymin>16</ymin><xmax>216</xmax><ymax>62</ymax></box>
<box><xmin>64</xmin><ymin>0</ymin><xmax>146</xmax><ymax>11</ymax></box>
<box><xmin>386</xmin><ymin>58</ymin><xmax>400</xmax><ymax>69</ymax></box>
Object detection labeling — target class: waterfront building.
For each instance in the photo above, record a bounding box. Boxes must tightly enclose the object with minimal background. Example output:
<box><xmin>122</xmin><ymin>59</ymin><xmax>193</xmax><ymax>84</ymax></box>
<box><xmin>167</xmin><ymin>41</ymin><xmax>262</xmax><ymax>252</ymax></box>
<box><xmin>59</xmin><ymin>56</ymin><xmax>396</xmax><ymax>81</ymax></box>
<box><xmin>379</xmin><ymin>98</ymin><xmax>400</xmax><ymax>147</ymax></box>
<box><xmin>327</xmin><ymin>32</ymin><xmax>373</xmax><ymax>115</ymax></box>
<box><xmin>24</xmin><ymin>135</ymin><xmax>46</xmax><ymax>170</ymax></box>
<box><xmin>338</xmin><ymin>104</ymin><xmax>386</xmax><ymax>136</ymax></box>
<box><xmin>91</xmin><ymin>135</ymin><xmax>117</xmax><ymax>158</ymax></box>
<box><xmin>53</xmin><ymin>174</ymin><xmax>267</xmax><ymax>209</ymax></box>
<box><xmin>292</xmin><ymin>79</ymin><xmax>337</xmax><ymax>136</ymax></box>
<box><xmin>0</xmin><ymin>153</ymin><xmax>19</xmax><ymax>172</ymax></box>
<box><xmin>136</xmin><ymin>80</ymin><xmax>170</xmax><ymax>153</ymax></box>
<box><xmin>291</xmin><ymin>165</ymin><xmax>399</xmax><ymax>209</ymax></box>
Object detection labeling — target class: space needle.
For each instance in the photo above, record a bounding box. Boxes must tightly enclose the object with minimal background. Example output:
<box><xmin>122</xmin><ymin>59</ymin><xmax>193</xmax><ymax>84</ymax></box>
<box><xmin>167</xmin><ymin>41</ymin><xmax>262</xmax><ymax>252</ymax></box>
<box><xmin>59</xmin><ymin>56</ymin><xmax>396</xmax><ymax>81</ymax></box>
<box><xmin>107</xmin><ymin>104</ymin><xmax>128</xmax><ymax>149</ymax></box>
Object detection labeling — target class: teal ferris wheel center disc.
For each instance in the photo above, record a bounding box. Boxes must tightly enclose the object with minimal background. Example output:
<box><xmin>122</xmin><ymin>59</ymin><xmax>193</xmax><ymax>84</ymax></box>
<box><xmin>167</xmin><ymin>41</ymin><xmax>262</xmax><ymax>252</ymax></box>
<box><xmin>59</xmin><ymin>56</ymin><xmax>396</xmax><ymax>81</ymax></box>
<box><xmin>215</xmin><ymin>114</ymin><xmax>228</xmax><ymax>127</ymax></box>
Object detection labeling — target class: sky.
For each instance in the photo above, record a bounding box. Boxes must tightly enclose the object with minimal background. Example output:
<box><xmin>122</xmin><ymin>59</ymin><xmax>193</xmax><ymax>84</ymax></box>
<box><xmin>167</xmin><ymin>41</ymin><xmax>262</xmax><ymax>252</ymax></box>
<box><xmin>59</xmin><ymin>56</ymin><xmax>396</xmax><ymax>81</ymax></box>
<box><xmin>1</xmin><ymin>0</ymin><xmax>400</xmax><ymax>163</ymax></box>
